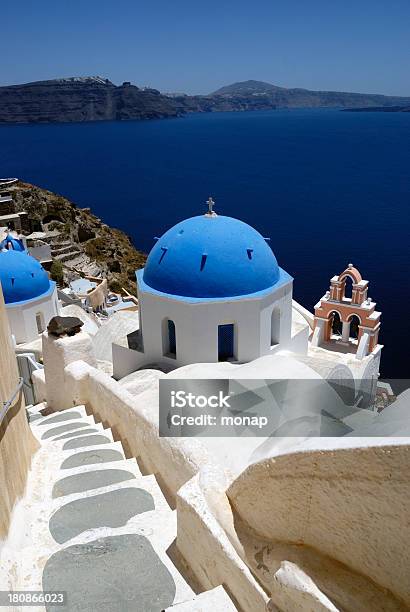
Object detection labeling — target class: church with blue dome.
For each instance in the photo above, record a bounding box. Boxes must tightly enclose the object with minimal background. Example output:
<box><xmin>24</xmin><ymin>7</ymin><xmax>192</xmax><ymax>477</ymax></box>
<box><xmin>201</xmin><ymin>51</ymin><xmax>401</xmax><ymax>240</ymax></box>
<box><xmin>113</xmin><ymin>199</ymin><xmax>303</xmax><ymax>376</ymax></box>
<box><xmin>0</xmin><ymin>233</ymin><xmax>25</xmax><ymax>253</ymax></box>
<box><xmin>0</xmin><ymin>237</ymin><xmax>58</xmax><ymax>344</ymax></box>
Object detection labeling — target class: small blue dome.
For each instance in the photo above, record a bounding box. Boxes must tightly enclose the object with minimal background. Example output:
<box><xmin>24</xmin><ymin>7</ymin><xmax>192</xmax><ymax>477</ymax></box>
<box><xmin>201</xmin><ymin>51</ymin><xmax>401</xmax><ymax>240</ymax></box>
<box><xmin>143</xmin><ymin>215</ymin><xmax>280</xmax><ymax>298</ymax></box>
<box><xmin>0</xmin><ymin>234</ymin><xmax>25</xmax><ymax>252</ymax></box>
<box><xmin>0</xmin><ymin>250</ymin><xmax>52</xmax><ymax>304</ymax></box>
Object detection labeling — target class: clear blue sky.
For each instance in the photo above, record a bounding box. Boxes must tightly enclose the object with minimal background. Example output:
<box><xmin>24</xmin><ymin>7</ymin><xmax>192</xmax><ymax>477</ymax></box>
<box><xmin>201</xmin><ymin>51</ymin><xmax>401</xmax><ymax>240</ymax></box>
<box><xmin>1</xmin><ymin>0</ymin><xmax>409</xmax><ymax>95</ymax></box>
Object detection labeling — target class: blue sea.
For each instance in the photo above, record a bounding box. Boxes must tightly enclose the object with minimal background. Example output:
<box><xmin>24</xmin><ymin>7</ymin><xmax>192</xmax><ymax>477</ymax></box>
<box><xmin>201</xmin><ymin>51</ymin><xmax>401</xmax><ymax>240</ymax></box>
<box><xmin>1</xmin><ymin>109</ymin><xmax>409</xmax><ymax>378</ymax></box>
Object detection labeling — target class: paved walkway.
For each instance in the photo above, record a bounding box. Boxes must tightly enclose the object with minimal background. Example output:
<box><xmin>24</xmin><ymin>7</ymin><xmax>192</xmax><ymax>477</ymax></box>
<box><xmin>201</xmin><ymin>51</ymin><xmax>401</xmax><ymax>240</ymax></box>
<box><xmin>0</xmin><ymin>404</ymin><xmax>236</xmax><ymax>611</ymax></box>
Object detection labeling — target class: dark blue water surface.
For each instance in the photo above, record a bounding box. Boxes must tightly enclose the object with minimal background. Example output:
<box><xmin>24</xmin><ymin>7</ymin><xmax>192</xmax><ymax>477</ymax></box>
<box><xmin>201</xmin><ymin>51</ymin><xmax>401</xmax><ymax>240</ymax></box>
<box><xmin>1</xmin><ymin>110</ymin><xmax>409</xmax><ymax>377</ymax></box>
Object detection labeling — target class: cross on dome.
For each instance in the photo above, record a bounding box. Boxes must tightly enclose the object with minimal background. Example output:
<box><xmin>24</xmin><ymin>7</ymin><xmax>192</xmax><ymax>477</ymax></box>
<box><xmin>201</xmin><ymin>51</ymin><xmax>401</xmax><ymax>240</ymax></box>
<box><xmin>205</xmin><ymin>197</ymin><xmax>217</xmax><ymax>217</ymax></box>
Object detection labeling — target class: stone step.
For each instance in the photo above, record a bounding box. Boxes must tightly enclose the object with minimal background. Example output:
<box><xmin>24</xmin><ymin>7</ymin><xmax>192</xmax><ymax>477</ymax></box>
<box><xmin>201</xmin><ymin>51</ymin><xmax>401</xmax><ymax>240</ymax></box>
<box><xmin>63</xmin><ymin>253</ymin><xmax>88</xmax><ymax>264</ymax></box>
<box><xmin>56</xmin><ymin>440</ymin><xmax>127</xmax><ymax>470</ymax></box>
<box><xmin>59</xmin><ymin>446</ymin><xmax>127</xmax><ymax>472</ymax></box>
<box><xmin>40</xmin><ymin>232</ymin><xmax>61</xmax><ymax>245</ymax></box>
<box><xmin>31</xmin><ymin>406</ymin><xmax>89</xmax><ymax>427</ymax></box>
<box><xmin>28</xmin><ymin>411</ymin><xmax>47</xmax><ymax>423</ymax></box>
<box><xmin>51</xmin><ymin>464</ymin><xmax>140</xmax><ymax>499</ymax></box>
<box><xmin>26</xmin><ymin>401</ymin><xmax>47</xmax><ymax>415</ymax></box>
<box><xmin>53</xmin><ymin>250</ymin><xmax>84</xmax><ymax>263</ymax></box>
<box><xmin>20</xmin><ymin>531</ymin><xmax>193</xmax><ymax>612</ymax></box>
<box><xmin>49</xmin><ymin>240</ymin><xmax>72</xmax><ymax>249</ymax></box>
<box><xmin>58</xmin><ymin>453</ymin><xmax>140</xmax><ymax>480</ymax></box>
<box><xmin>50</xmin><ymin>488</ymin><xmax>159</xmax><ymax>545</ymax></box>
<box><xmin>51</xmin><ymin>244</ymin><xmax>81</xmax><ymax>256</ymax></box>
<box><xmin>27</xmin><ymin>474</ymin><xmax>173</xmax><ymax>533</ymax></box>
<box><xmin>26</xmin><ymin>404</ymin><xmax>47</xmax><ymax>424</ymax></box>
<box><xmin>31</xmin><ymin>416</ymin><xmax>97</xmax><ymax>443</ymax></box>
<box><xmin>165</xmin><ymin>586</ymin><xmax>238</xmax><ymax>611</ymax></box>
<box><xmin>50</xmin><ymin>426</ymin><xmax>105</xmax><ymax>441</ymax></box>
<box><xmin>51</xmin><ymin>472</ymin><xmax>170</xmax><ymax>513</ymax></box>
<box><xmin>50</xmin><ymin>239</ymin><xmax>72</xmax><ymax>248</ymax></box>
<box><xmin>29</xmin><ymin>477</ymin><xmax>173</xmax><ymax>546</ymax></box>
<box><xmin>59</xmin><ymin>429</ymin><xmax>116</xmax><ymax>449</ymax></box>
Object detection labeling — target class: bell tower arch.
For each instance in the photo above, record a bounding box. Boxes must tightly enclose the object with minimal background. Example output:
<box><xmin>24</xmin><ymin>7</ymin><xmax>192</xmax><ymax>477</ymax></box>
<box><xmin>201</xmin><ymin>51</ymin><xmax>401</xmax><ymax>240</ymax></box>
<box><xmin>312</xmin><ymin>264</ymin><xmax>382</xmax><ymax>360</ymax></box>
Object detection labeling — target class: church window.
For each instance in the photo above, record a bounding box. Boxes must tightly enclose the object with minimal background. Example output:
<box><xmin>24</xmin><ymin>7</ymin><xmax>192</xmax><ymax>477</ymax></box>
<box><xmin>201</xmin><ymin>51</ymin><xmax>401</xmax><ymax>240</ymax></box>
<box><xmin>271</xmin><ymin>308</ymin><xmax>281</xmax><ymax>346</ymax></box>
<box><xmin>163</xmin><ymin>318</ymin><xmax>176</xmax><ymax>358</ymax></box>
<box><xmin>218</xmin><ymin>324</ymin><xmax>235</xmax><ymax>361</ymax></box>
<box><xmin>36</xmin><ymin>312</ymin><xmax>45</xmax><ymax>334</ymax></box>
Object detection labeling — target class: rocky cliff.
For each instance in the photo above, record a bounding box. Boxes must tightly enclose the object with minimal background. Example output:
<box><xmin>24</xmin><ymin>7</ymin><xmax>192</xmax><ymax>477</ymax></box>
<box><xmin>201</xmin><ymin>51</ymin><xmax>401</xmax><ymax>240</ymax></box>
<box><xmin>0</xmin><ymin>77</ymin><xmax>180</xmax><ymax>123</ymax></box>
<box><xmin>1</xmin><ymin>76</ymin><xmax>410</xmax><ymax>124</ymax></box>
<box><xmin>10</xmin><ymin>182</ymin><xmax>146</xmax><ymax>293</ymax></box>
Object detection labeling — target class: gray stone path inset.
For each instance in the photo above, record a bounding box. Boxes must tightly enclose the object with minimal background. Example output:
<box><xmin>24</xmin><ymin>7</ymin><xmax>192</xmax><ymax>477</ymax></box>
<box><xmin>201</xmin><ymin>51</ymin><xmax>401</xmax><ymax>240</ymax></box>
<box><xmin>28</xmin><ymin>413</ymin><xmax>44</xmax><ymax>423</ymax></box>
<box><xmin>43</xmin><ymin>534</ymin><xmax>176</xmax><ymax>612</ymax></box>
<box><xmin>52</xmin><ymin>469</ymin><xmax>135</xmax><ymax>498</ymax></box>
<box><xmin>39</xmin><ymin>411</ymin><xmax>83</xmax><ymax>426</ymax></box>
<box><xmin>49</xmin><ymin>488</ymin><xmax>155</xmax><ymax>543</ymax></box>
<box><xmin>42</xmin><ymin>422</ymin><xmax>88</xmax><ymax>440</ymax></box>
<box><xmin>61</xmin><ymin>449</ymin><xmax>124</xmax><ymax>470</ymax></box>
<box><xmin>52</xmin><ymin>428</ymin><xmax>99</xmax><ymax>441</ymax></box>
<box><xmin>63</xmin><ymin>434</ymin><xmax>111</xmax><ymax>450</ymax></box>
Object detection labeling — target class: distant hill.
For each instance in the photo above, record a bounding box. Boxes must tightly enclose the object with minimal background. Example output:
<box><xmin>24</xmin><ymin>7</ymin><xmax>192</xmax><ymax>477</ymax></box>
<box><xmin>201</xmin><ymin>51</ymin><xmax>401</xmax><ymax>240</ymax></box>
<box><xmin>1</xmin><ymin>76</ymin><xmax>409</xmax><ymax>124</ymax></box>
<box><xmin>0</xmin><ymin>77</ymin><xmax>180</xmax><ymax>123</ymax></box>
<box><xmin>212</xmin><ymin>80</ymin><xmax>286</xmax><ymax>96</ymax></box>
<box><xmin>207</xmin><ymin>79</ymin><xmax>410</xmax><ymax>109</ymax></box>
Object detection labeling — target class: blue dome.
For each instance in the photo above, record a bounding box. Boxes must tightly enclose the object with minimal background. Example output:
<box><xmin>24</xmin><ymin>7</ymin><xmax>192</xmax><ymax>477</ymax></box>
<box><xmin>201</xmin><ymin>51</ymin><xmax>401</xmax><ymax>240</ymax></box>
<box><xmin>143</xmin><ymin>215</ymin><xmax>280</xmax><ymax>298</ymax></box>
<box><xmin>0</xmin><ymin>250</ymin><xmax>52</xmax><ymax>304</ymax></box>
<box><xmin>0</xmin><ymin>234</ymin><xmax>25</xmax><ymax>252</ymax></box>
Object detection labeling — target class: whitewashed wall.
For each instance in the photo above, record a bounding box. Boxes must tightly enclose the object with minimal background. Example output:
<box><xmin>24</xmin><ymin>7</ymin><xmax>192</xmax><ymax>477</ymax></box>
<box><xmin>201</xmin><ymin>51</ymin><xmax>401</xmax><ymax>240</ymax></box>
<box><xmin>113</xmin><ymin>280</ymin><xmax>294</xmax><ymax>378</ymax></box>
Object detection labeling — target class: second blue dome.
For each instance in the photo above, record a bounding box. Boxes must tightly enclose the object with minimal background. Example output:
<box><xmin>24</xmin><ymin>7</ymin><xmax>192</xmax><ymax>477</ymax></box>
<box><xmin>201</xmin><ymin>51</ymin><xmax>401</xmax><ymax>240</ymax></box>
<box><xmin>0</xmin><ymin>234</ymin><xmax>25</xmax><ymax>252</ymax></box>
<box><xmin>0</xmin><ymin>250</ymin><xmax>52</xmax><ymax>304</ymax></box>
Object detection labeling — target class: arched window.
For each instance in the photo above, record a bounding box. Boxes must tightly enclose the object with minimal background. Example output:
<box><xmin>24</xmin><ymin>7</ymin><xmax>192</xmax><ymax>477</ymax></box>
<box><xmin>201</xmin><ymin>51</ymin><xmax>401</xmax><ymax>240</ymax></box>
<box><xmin>349</xmin><ymin>315</ymin><xmax>361</xmax><ymax>340</ymax></box>
<box><xmin>344</xmin><ymin>276</ymin><xmax>353</xmax><ymax>299</ymax></box>
<box><xmin>271</xmin><ymin>308</ymin><xmax>281</xmax><ymax>346</ymax></box>
<box><xmin>162</xmin><ymin>318</ymin><xmax>176</xmax><ymax>358</ymax></box>
<box><xmin>330</xmin><ymin>311</ymin><xmax>342</xmax><ymax>337</ymax></box>
<box><xmin>36</xmin><ymin>312</ymin><xmax>45</xmax><ymax>334</ymax></box>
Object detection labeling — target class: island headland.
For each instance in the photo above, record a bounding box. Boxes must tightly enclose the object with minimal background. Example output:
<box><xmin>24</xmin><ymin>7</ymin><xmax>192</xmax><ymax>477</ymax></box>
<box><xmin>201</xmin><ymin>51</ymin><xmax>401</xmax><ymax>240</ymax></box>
<box><xmin>3</xmin><ymin>180</ymin><xmax>146</xmax><ymax>293</ymax></box>
<box><xmin>1</xmin><ymin>77</ymin><xmax>410</xmax><ymax>123</ymax></box>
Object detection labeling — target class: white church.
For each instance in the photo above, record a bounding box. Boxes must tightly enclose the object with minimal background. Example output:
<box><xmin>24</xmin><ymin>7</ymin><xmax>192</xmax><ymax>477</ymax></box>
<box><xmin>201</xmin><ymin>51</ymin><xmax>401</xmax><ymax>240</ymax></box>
<box><xmin>0</xmin><ymin>235</ymin><xmax>58</xmax><ymax>344</ymax></box>
<box><xmin>112</xmin><ymin>198</ymin><xmax>382</xmax><ymax>389</ymax></box>
<box><xmin>0</xmin><ymin>197</ymin><xmax>383</xmax><ymax>406</ymax></box>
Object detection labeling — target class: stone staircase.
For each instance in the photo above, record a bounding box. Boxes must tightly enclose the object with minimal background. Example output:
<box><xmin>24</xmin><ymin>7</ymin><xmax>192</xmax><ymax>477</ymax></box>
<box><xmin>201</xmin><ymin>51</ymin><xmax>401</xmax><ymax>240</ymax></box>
<box><xmin>0</xmin><ymin>405</ymin><xmax>236</xmax><ymax>611</ymax></box>
<box><xmin>40</xmin><ymin>231</ymin><xmax>83</xmax><ymax>264</ymax></box>
<box><xmin>50</xmin><ymin>240</ymin><xmax>82</xmax><ymax>263</ymax></box>
<box><xmin>39</xmin><ymin>228</ymin><xmax>102</xmax><ymax>276</ymax></box>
